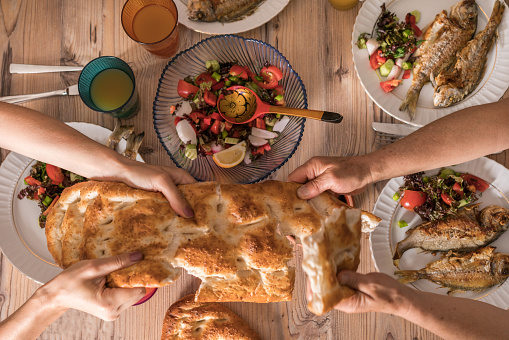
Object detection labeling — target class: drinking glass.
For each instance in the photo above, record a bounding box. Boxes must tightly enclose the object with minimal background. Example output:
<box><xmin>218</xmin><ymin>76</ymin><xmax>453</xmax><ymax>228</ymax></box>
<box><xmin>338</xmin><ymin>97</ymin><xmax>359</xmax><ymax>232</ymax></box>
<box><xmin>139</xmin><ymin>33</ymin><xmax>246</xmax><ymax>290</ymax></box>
<box><xmin>78</xmin><ymin>56</ymin><xmax>140</xmax><ymax>119</ymax></box>
<box><xmin>328</xmin><ymin>0</ymin><xmax>359</xmax><ymax>11</ymax></box>
<box><xmin>121</xmin><ymin>0</ymin><xmax>179</xmax><ymax>58</ymax></box>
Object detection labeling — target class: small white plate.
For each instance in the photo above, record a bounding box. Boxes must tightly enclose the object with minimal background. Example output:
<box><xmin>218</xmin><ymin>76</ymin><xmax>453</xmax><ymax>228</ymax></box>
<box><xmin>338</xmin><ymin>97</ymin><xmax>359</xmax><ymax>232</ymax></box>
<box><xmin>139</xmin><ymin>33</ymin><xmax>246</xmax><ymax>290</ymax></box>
<box><xmin>0</xmin><ymin>122</ymin><xmax>143</xmax><ymax>284</ymax></box>
<box><xmin>370</xmin><ymin>157</ymin><xmax>509</xmax><ymax>309</ymax></box>
<box><xmin>175</xmin><ymin>0</ymin><xmax>290</xmax><ymax>34</ymax></box>
<box><xmin>352</xmin><ymin>0</ymin><xmax>509</xmax><ymax>127</ymax></box>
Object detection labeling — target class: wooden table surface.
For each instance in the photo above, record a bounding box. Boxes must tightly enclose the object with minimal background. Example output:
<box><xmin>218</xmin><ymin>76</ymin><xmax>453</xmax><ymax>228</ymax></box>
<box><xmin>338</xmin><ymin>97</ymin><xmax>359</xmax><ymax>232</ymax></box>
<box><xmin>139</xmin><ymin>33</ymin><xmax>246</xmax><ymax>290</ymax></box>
<box><xmin>1</xmin><ymin>0</ymin><xmax>508</xmax><ymax>339</ymax></box>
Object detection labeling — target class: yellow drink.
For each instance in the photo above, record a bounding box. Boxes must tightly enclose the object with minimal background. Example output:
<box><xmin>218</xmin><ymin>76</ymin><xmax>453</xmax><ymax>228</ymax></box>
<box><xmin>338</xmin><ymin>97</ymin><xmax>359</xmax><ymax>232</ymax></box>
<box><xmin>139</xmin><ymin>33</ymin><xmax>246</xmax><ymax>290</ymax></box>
<box><xmin>328</xmin><ymin>0</ymin><xmax>359</xmax><ymax>10</ymax></box>
<box><xmin>132</xmin><ymin>4</ymin><xmax>176</xmax><ymax>44</ymax></box>
<box><xmin>90</xmin><ymin>69</ymin><xmax>134</xmax><ymax>111</ymax></box>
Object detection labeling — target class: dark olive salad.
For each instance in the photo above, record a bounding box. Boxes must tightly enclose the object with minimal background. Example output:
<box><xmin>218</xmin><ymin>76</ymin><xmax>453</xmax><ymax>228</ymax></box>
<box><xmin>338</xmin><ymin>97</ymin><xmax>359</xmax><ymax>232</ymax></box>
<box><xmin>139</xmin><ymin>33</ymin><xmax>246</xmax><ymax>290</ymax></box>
<box><xmin>395</xmin><ymin>168</ymin><xmax>490</xmax><ymax>222</ymax></box>
<box><xmin>18</xmin><ymin>161</ymin><xmax>87</xmax><ymax>228</ymax></box>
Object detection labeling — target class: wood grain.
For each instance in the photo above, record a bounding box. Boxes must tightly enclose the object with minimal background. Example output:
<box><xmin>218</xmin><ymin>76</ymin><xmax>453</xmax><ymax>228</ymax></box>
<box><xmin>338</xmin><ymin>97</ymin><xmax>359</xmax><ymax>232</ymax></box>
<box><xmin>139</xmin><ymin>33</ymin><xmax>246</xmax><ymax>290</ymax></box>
<box><xmin>0</xmin><ymin>0</ymin><xmax>508</xmax><ymax>339</ymax></box>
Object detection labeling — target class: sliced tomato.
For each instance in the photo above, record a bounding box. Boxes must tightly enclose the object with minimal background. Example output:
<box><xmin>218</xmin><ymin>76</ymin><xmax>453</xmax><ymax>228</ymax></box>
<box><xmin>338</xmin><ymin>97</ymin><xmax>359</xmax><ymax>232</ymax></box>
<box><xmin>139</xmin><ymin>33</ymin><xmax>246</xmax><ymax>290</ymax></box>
<box><xmin>211</xmin><ymin>80</ymin><xmax>225</xmax><ymax>91</ymax></box>
<box><xmin>441</xmin><ymin>192</ymin><xmax>454</xmax><ymax>206</ymax></box>
<box><xmin>405</xmin><ymin>14</ymin><xmax>422</xmax><ymax>36</ymax></box>
<box><xmin>46</xmin><ymin>164</ymin><xmax>64</xmax><ymax>185</ymax></box>
<box><xmin>260</xmin><ymin>65</ymin><xmax>283</xmax><ymax>83</ymax></box>
<box><xmin>263</xmin><ymin>143</ymin><xmax>271</xmax><ymax>151</ymax></box>
<box><xmin>195</xmin><ymin>72</ymin><xmax>218</xmax><ymax>86</ymax></box>
<box><xmin>252</xmin><ymin>145</ymin><xmax>266</xmax><ymax>155</ymax></box>
<box><xmin>203</xmin><ymin>117</ymin><xmax>212</xmax><ymax>125</ymax></box>
<box><xmin>204</xmin><ymin>89</ymin><xmax>217</xmax><ymax>107</ymax></box>
<box><xmin>37</xmin><ymin>187</ymin><xmax>46</xmax><ymax>196</ymax></box>
<box><xmin>402</xmin><ymin>69</ymin><xmax>412</xmax><ymax>79</ymax></box>
<box><xmin>210</xmin><ymin>120</ymin><xmax>222</xmax><ymax>134</ymax></box>
<box><xmin>224</xmin><ymin>121</ymin><xmax>233</xmax><ymax>131</ymax></box>
<box><xmin>229</xmin><ymin>65</ymin><xmax>249</xmax><ymax>80</ymax></box>
<box><xmin>380</xmin><ymin>80</ymin><xmax>402</xmax><ymax>93</ymax></box>
<box><xmin>188</xmin><ymin>111</ymin><xmax>199</xmax><ymax>123</ymax></box>
<box><xmin>174</xmin><ymin>116</ymin><xmax>182</xmax><ymax>126</ymax></box>
<box><xmin>200</xmin><ymin>122</ymin><xmax>211</xmax><ymax>131</ymax></box>
<box><xmin>232</xmin><ymin>130</ymin><xmax>241</xmax><ymax>139</ymax></box>
<box><xmin>400</xmin><ymin>190</ymin><xmax>426</xmax><ymax>211</ymax></box>
<box><xmin>370</xmin><ymin>49</ymin><xmax>387</xmax><ymax>70</ymax></box>
<box><xmin>177</xmin><ymin>79</ymin><xmax>199</xmax><ymax>99</ymax></box>
<box><xmin>452</xmin><ymin>182</ymin><xmax>464</xmax><ymax>197</ymax></box>
<box><xmin>210</xmin><ymin>112</ymin><xmax>223</xmax><ymax>121</ymax></box>
<box><xmin>461</xmin><ymin>174</ymin><xmax>489</xmax><ymax>192</ymax></box>
<box><xmin>25</xmin><ymin>176</ymin><xmax>41</xmax><ymax>186</ymax></box>
<box><xmin>273</xmin><ymin>84</ymin><xmax>285</xmax><ymax>105</ymax></box>
<box><xmin>255</xmin><ymin>118</ymin><xmax>266</xmax><ymax>130</ymax></box>
<box><xmin>253</xmin><ymin>77</ymin><xmax>278</xmax><ymax>90</ymax></box>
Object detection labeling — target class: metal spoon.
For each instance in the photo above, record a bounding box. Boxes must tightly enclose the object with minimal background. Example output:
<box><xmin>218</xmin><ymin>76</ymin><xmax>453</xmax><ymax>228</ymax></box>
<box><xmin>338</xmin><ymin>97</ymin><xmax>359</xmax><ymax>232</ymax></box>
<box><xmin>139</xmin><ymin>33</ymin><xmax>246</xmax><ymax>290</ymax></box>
<box><xmin>217</xmin><ymin>86</ymin><xmax>343</xmax><ymax>124</ymax></box>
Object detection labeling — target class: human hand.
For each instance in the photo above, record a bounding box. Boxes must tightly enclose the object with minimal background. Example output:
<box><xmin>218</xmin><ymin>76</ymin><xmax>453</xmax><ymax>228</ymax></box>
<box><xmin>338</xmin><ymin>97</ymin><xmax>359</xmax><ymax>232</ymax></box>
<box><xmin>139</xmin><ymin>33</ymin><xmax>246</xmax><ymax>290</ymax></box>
<box><xmin>100</xmin><ymin>158</ymin><xmax>197</xmax><ymax>218</ymax></box>
<box><xmin>40</xmin><ymin>252</ymin><xmax>147</xmax><ymax>321</ymax></box>
<box><xmin>288</xmin><ymin>156</ymin><xmax>374</xmax><ymax>199</ymax></box>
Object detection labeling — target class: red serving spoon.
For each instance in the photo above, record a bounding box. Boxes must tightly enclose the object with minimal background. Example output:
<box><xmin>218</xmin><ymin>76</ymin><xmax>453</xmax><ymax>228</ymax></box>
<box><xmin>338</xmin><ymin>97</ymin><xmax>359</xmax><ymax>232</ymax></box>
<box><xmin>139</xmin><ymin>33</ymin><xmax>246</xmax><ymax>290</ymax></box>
<box><xmin>217</xmin><ymin>86</ymin><xmax>343</xmax><ymax>124</ymax></box>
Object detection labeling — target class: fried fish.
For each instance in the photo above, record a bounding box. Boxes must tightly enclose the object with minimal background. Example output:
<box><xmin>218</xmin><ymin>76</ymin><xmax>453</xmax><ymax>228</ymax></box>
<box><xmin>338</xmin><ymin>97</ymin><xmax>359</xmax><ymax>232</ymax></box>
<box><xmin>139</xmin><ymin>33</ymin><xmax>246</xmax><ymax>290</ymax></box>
<box><xmin>187</xmin><ymin>0</ymin><xmax>264</xmax><ymax>22</ymax></box>
<box><xmin>106</xmin><ymin>119</ymin><xmax>134</xmax><ymax>150</ymax></box>
<box><xmin>393</xmin><ymin>204</ymin><xmax>509</xmax><ymax>266</ymax></box>
<box><xmin>395</xmin><ymin>246</ymin><xmax>509</xmax><ymax>293</ymax></box>
<box><xmin>434</xmin><ymin>1</ymin><xmax>505</xmax><ymax>107</ymax></box>
<box><xmin>399</xmin><ymin>0</ymin><xmax>478</xmax><ymax>120</ymax></box>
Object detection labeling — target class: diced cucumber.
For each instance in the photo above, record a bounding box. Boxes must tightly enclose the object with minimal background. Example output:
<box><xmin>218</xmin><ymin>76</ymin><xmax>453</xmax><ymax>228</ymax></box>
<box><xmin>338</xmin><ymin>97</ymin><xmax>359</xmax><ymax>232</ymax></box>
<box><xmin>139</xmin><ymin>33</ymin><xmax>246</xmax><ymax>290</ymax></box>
<box><xmin>402</xmin><ymin>29</ymin><xmax>413</xmax><ymax>38</ymax></box>
<box><xmin>224</xmin><ymin>80</ymin><xmax>232</xmax><ymax>87</ymax></box>
<box><xmin>397</xmin><ymin>220</ymin><xmax>408</xmax><ymax>228</ymax></box>
<box><xmin>205</xmin><ymin>60</ymin><xmax>220</xmax><ymax>72</ymax></box>
<box><xmin>458</xmin><ymin>199</ymin><xmax>469</xmax><ymax>208</ymax></box>
<box><xmin>211</xmin><ymin>72</ymin><xmax>221</xmax><ymax>82</ymax></box>
<box><xmin>221</xmin><ymin>130</ymin><xmax>228</xmax><ymax>139</ymax></box>
<box><xmin>393</xmin><ymin>191</ymin><xmax>401</xmax><ymax>201</ymax></box>
<box><xmin>42</xmin><ymin>196</ymin><xmax>53</xmax><ymax>206</ymax></box>
<box><xmin>402</xmin><ymin>62</ymin><xmax>413</xmax><ymax>70</ymax></box>
<box><xmin>439</xmin><ymin>168</ymin><xmax>455</xmax><ymax>179</ymax></box>
<box><xmin>224</xmin><ymin>137</ymin><xmax>240</xmax><ymax>145</ymax></box>
<box><xmin>185</xmin><ymin>144</ymin><xmax>198</xmax><ymax>160</ymax></box>
<box><xmin>379</xmin><ymin>59</ymin><xmax>395</xmax><ymax>77</ymax></box>
<box><xmin>411</xmin><ymin>10</ymin><xmax>421</xmax><ymax>23</ymax></box>
<box><xmin>70</xmin><ymin>173</ymin><xmax>78</xmax><ymax>182</ymax></box>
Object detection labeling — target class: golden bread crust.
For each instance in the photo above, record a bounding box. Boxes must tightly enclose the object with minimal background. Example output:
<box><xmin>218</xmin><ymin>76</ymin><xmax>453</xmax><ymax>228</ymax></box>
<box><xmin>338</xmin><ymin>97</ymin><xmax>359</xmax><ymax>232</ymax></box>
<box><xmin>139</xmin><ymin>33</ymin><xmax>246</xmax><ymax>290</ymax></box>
<box><xmin>161</xmin><ymin>294</ymin><xmax>261</xmax><ymax>340</ymax></box>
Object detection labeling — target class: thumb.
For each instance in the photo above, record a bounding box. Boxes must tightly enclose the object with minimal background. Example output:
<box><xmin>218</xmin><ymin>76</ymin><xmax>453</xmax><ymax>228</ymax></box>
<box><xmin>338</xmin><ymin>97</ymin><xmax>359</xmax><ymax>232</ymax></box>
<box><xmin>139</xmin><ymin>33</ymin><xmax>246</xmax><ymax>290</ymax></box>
<box><xmin>296</xmin><ymin>176</ymin><xmax>330</xmax><ymax>199</ymax></box>
<box><xmin>337</xmin><ymin>270</ymin><xmax>361</xmax><ymax>290</ymax></box>
<box><xmin>88</xmin><ymin>252</ymin><xmax>144</xmax><ymax>278</ymax></box>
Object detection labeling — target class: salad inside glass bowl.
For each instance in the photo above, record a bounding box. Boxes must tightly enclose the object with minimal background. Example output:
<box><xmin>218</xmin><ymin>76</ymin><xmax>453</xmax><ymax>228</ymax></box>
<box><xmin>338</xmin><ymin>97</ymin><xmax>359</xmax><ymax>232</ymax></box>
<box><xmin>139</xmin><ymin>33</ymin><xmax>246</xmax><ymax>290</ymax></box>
<box><xmin>171</xmin><ymin>60</ymin><xmax>291</xmax><ymax>167</ymax></box>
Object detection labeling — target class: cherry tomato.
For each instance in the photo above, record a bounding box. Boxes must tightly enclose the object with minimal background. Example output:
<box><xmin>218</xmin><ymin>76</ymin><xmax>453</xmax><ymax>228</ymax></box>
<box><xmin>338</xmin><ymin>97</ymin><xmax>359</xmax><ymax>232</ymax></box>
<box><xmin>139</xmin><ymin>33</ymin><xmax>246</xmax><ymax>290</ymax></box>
<box><xmin>260</xmin><ymin>65</ymin><xmax>283</xmax><ymax>83</ymax></box>
<box><xmin>46</xmin><ymin>164</ymin><xmax>64</xmax><ymax>185</ymax></box>
<box><xmin>25</xmin><ymin>176</ymin><xmax>41</xmax><ymax>186</ymax></box>
<box><xmin>274</xmin><ymin>85</ymin><xmax>285</xmax><ymax>106</ymax></box>
<box><xmin>195</xmin><ymin>72</ymin><xmax>218</xmax><ymax>86</ymax></box>
<box><xmin>452</xmin><ymin>182</ymin><xmax>464</xmax><ymax>197</ymax></box>
<box><xmin>203</xmin><ymin>89</ymin><xmax>217</xmax><ymax>107</ymax></box>
<box><xmin>177</xmin><ymin>79</ymin><xmax>199</xmax><ymax>99</ymax></box>
<box><xmin>441</xmin><ymin>192</ymin><xmax>454</xmax><ymax>206</ymax></box>
<box><xmin>210</xmin><ymin>120</ymin><xmax>222</xmax><ymax>134</ymax></box>
<box><xmin>211</xmin><ymin>80</ymin><xmax>225</xmax><ymax>91</ymax></box>
<box><xmin>229</xmin><ymin>65</ymin><xmax>249</xmax><ymax>80</ymax></box>
<box><xmin>380</xmin><ymin>80</ymin><xmax>402</xmax><ymax>93</ymax></box>
<box><xmin>400</xmin><ymin>190</ymin><xmax>427</xmax><ymax>211</ymax></box>
<box><xmin>402</xmin><ymin>69</ymin><xmax>412</xmax><ymax>79</ymax></box>
<box><xmin>461</xmin><ymin>174</ymin><xmax>489</xmax><ymax>192</ymax></box>
<box><xmin>370</xmin><ymin>49</ymin><xmax>386</xmax><ymax>70</ymax></box>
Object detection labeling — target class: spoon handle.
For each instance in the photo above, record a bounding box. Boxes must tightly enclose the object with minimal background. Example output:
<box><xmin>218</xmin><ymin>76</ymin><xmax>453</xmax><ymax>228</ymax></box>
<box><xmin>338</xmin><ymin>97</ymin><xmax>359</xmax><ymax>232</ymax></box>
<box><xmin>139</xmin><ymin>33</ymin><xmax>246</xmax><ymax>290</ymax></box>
<box><xmin>268</xmin><ymin>106</ymin><xmax>343</xmax><ymax>123</ymax></box>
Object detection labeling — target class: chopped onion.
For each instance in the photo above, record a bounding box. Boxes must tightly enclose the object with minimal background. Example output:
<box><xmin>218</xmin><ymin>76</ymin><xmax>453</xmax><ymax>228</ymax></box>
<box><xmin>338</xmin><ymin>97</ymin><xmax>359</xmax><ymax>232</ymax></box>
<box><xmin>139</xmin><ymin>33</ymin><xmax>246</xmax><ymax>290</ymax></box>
<box><xmin>249</xmin><ymin>134</ymin><xmax>268</xmax><ymax>147</ymax></box>
<box><xmin>251</xmin><ymin>127</ymin><xmax>278</xmax><ymax>139</ymax></box>
<box><xmin>387</xmin><ymin>65</ymin><xmax>402</xmax><ymax>81</ymax></box>
<box><xmin>210</xmin><ymin>141</ymin><xmax>224</xmax><ymax>154</ymax></box>
<box><xmin>273</xmin><ymin>116</ymin><xmax>290</xmax><ymax>133</ymax></box>
<box><xmin>176</xmin><ymin>120</ymin><xmax>197</xmax><ymax>145</ymax></box>
<box><xmin>175</xmin><ymin>101</ymin><xmax>192</xmax><ymax>117</ymax></box>
<box><xmin>366</xmin><ymin>38</ymin><xmax>379</xmax><ymax>56</ymax></box>
<box><xmin>244</xmin><ymin>153</ymin><xmax>252</xmax><ymax>165</ymax></box>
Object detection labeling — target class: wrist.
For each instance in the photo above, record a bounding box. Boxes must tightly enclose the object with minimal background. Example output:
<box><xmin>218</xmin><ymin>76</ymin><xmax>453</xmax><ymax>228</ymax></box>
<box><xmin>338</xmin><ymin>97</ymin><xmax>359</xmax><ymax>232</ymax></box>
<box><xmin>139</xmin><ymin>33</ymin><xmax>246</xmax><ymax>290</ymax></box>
<box><xmin>32</xmin><ymin>284</ymin><xmax>69</xmax><ymax>315</ymax></box>
<box><xmin>389</xmin><ymin>284</ymin><xmax>421</xmax><ymax>319</ymax></box>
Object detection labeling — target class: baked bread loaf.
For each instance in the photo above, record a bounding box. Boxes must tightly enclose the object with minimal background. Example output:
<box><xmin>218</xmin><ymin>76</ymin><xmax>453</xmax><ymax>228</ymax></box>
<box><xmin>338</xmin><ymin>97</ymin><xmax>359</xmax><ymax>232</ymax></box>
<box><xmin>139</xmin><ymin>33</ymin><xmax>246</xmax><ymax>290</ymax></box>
<box><xmin>161</xmin><ymin>294</ymin><xmax>260</xmax><ymax>340</ymax></box>
<box><xmin>302</xmin><ymin>207</ymin><xmax>361</xmax><ymax>315</ymax></box>
<box><xmin>46</xmin><ymin>180</ymin><xmax>379</xmax><ymax>304</ymax></box>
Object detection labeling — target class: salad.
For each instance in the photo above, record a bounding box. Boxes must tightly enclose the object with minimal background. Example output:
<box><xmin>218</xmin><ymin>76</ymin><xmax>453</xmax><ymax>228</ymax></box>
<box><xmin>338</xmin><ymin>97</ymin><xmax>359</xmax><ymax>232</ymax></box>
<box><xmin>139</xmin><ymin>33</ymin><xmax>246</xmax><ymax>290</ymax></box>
<box><xmin>172</xmin><ymin>60</ymin><xmax>290</xmax><ymax>167</ymax></box>
<box><xmin>356</xmin><ymin>3</ymin><xmax>423</xmax><ymax>93</ymax></box>
<box><xmin>17</xmin><ymin>162</ymin><xmax>87</xmax><ymax>228</ymax></box>
<box><xmin>395</xmin><ymin>168</ymin><xmax>490</xmax><ymax>222</ymax></box>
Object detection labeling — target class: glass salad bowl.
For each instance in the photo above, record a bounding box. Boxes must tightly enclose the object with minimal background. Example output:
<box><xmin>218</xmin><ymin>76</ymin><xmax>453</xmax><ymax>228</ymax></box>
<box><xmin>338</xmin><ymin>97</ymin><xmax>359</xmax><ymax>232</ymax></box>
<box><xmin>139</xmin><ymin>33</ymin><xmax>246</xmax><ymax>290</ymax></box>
<box><xmin>153</xmin><ymin>34</ymin><xmax>307</xmax><ymax>183</ymax></box>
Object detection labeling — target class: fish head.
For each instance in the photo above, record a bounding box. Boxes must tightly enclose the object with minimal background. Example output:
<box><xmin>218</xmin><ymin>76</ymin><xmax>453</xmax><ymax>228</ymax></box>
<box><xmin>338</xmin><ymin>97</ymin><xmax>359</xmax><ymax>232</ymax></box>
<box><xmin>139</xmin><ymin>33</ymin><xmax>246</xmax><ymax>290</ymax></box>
<box><xmin>480</xmin><ymin>206</ymin><xmax>509</xmax><ymax>232</ymax></box>
<box><xmin>450</xmin><ymin>0</ymin><xmax>478</xmax><ymax>32</ymax></box>
<box><xmin>433</xmin><ymin>85</ymin><xmax>463</xmax><ymax>107</ymax></box>
<box><xmin>493</xmin><ymin>253</ymin><xmax>509</xmax><ymax>281</ymax></box>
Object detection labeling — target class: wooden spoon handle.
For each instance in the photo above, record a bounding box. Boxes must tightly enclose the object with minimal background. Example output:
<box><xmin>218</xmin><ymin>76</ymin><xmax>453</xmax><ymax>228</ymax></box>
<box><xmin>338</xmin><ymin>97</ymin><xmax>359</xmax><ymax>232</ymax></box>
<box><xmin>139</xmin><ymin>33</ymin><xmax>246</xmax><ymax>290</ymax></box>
<box><xmin>268</xmin><ymin>106</ymin><xmax>343</xmax><ymax>123</ymax></box>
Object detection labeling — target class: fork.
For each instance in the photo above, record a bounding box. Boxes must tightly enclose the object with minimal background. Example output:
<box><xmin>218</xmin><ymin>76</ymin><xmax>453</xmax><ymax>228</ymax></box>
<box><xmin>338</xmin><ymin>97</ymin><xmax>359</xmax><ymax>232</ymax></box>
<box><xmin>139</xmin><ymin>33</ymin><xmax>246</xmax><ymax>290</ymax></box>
<box><xmin>374</xmin><ymin>130</ymin><xmax>404</xmax><ymax>147</ymax></box>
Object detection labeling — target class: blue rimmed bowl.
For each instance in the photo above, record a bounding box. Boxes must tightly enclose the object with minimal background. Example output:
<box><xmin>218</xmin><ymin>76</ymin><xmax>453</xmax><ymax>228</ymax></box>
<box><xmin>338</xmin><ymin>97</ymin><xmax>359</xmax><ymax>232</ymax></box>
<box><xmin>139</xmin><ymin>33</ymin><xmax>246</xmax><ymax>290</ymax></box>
<box><xmin>153</xmin><ymin>34</ymin><xmax>306</xmax><ymax>184</ymax></box>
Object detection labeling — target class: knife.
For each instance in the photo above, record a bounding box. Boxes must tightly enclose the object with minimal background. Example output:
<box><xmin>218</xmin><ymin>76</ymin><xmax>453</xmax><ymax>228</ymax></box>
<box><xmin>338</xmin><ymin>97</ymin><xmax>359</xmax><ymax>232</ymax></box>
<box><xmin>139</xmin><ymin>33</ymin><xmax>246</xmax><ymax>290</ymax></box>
<box><xmin>0</xmin><ymin>84</ymin><xmax>79</xmax><ymax>104</ymax></box>
<box><xmin>10</xmin><ymin>63</ymin><xmax>84</xmax><ymax>74</ymax></box>
<box><xmin>372</xmin><ymin>122</ymin><xmax>419</xmax><ymax>136</ymax></box>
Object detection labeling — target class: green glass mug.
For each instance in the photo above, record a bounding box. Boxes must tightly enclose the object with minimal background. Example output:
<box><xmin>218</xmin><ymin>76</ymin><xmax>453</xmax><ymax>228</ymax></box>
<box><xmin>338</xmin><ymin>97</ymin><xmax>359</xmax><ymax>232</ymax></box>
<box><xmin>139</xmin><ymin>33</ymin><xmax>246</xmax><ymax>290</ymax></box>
<box><xmin>78</xmin><ymin>56</ymin><xmax>140</xmax><ymax>119</ymax></box>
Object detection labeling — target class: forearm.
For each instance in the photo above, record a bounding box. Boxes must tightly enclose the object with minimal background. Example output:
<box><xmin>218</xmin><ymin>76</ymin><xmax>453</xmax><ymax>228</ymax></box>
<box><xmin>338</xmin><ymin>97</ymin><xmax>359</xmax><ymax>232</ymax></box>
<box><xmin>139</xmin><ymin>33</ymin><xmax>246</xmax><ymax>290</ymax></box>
<box><xmin>367</xmin><ymin>98</ymin><xmax>509</xmax><ymax>183</ymax></box>
<box><xmin>0</xmin><ymin>287</ymin><xmax>68</xmax><ymax>340</ymax></box>
<box><xmin>0</xmin><ymin>102</ymin><xmax>130</xmax><ymax>180</ymax></box>
<box><xmin>397</xmin><ymin>289</ymin><xmax>509</xmax><ymax>340</ymax></box>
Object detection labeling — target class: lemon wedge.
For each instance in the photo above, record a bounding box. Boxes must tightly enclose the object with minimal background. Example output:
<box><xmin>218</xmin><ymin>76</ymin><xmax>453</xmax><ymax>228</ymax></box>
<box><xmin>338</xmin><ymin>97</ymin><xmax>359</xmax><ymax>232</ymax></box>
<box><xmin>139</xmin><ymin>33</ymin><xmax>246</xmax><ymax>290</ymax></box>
<box><xmin>213</xmin><ymin>141</ymin><xmax>247</xmax><ymax>168</ymax></box>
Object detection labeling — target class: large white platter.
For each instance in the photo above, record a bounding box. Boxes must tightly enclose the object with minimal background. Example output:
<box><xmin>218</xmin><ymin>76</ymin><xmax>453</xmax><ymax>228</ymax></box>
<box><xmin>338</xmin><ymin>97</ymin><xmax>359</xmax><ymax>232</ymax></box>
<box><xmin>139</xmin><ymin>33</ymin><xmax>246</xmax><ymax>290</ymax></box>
<box><xmin>370</xmin><ymin>157</ymin><xmax>509</xmax><ymax>309</ymax></box>
<box><xmin>352</xmin><ymin>0</ymin><xmax>509</xmax><ymax>127</ymax></box>
<box><xmin>175</xmin><ymin>0</ymin><xmax>290</xmax><ymax>34</ymax></box>
<box><xmin>0</xmin><ymin>122</ymin><xmax>143</xmax><ymax>284</ymax></box>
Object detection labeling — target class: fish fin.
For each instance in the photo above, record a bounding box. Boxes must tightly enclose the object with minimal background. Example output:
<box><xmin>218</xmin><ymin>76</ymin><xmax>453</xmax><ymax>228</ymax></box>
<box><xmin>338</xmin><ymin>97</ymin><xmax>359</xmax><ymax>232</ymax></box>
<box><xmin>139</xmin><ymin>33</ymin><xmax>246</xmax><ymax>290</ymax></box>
<box><xmin>394</xmin><ymin>270</ymin><xmax>420</xmax><ymax>284</ymax></box>
<box><xmin>399</xmin><ymin>90</ymin><xmax>419</xmax><ymax>120</ymax></box>
<box><xmin>430</xmin><ymin>71</ymin><xmax>437</xmax><ymax>88</ymax></box>
<box><xmin>393</xmin><ymin>239</ymin><xmax>412</xmax><ymax>263</ymax></box>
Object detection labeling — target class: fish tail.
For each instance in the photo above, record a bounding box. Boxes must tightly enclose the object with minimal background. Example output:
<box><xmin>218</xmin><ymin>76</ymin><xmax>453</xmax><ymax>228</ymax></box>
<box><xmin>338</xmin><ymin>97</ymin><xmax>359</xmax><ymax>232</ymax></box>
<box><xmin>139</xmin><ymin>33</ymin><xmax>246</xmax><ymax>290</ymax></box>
<box><xmin>392</xmin><ymin>239</ymin><xmax>411</xmax><ymax>265</ymax></box>
<box><xmin>123</xmin><ymin>132</ymin><xmax>145</xmax><ymax>160</ymax></box>
<box><xmin>394</xmin><ymin>270</ymin><xmax>421</xmax><ymax>284</ymax></box>
<box><xmin>399</xmin><ymin>89</ymin><xmax>420</xmax><ymax>120</ymax></box>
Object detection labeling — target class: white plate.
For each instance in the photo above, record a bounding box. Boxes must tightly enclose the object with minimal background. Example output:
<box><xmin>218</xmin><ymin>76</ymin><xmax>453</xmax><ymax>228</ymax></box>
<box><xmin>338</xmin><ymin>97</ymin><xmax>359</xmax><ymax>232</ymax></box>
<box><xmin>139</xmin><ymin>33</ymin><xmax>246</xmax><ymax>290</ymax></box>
<box><xmin>0</xmin><ymin>122</ymin><xmax>143</xmax><ymax>284</ymax></box>
<box><xmin>175</xmin><ymin>0</ymin><xmax>290</xmax><ymax>34</ymax></box>
<box><xmin>352</xmin><ymin>0</ymin><xmax>509</xmax><ymax>127</ymax></box>
<box><xmin>370</xmin><ymin>157</ymin><xmax>509</xmax><ymax>309</ymax></box>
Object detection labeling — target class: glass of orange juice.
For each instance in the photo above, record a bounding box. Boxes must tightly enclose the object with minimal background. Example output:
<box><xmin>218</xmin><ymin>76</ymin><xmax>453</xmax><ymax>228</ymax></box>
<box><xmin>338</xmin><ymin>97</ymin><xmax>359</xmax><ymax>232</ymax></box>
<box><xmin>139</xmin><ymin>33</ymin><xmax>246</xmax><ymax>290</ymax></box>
<box><xmin>121</xmin><ymin>0</ymin><xmax>179</xmax><ymax>58</ymax></box>
<box><xmin>328</xmin><ymin>0</ymin><xmax>359</xmax><ymax>11</ymax></box>
<box><xmin>78</xmin><ymin>56</ymin><xmax>140</xmax><ymax>119</ymax></box>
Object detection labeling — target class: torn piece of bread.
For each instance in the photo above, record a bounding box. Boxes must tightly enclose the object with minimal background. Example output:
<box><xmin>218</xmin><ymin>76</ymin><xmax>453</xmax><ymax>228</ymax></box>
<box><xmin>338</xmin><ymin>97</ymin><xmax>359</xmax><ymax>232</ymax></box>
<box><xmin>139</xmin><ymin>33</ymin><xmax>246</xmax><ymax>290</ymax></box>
<box><xmin>46</xmin><ymin>180</ymin><xmax>378</xmax><ymax>303</ymax></box>
<box><xmin>302</xmin><ymin>206</ymin><xmax>362</xmax><ymax>315</ymax></box>
<box><xmin>161</xmin><ymin>294</ymin><xmax>261</xmax><ymax>340</ymax></box>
